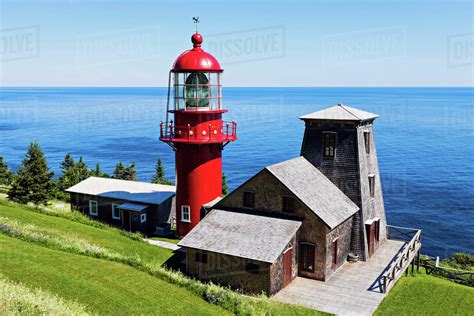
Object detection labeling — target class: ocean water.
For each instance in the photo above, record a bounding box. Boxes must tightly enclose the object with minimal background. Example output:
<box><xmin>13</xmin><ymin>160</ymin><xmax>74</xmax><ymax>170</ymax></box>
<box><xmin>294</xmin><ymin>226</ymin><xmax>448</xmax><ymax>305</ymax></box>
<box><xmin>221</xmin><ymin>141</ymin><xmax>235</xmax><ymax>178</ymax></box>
<box><xmin>0</xmin><ymin>87</ymin><xmax>472</xmax><ymax>258</ymax></box>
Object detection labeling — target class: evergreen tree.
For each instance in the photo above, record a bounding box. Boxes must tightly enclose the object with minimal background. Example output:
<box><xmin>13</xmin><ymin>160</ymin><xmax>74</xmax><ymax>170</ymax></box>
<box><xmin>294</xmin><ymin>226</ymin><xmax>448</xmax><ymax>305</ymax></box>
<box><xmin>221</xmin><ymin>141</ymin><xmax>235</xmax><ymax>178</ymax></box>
<box><xmin>74</xmin><ymin>157</ymin><xmax>91</xmax><ymax>181</ymax></box>
<box><xmin>151</xmin><ymin>157</ymin><xmax>173</xmax><ymax>185</ymax></box>
<box><xmin>8</xmin><ymin>142</ymin><xmax>55</xmax><ymax>205</ymax></box>
<box><xmin>113</xmin><ymin>162</ymin><xmax>125</xmax><ymax>179</ymax></box>
<box><xmin>222</xmin><ymin>173</ymin><xmax>228</xmax><ymax>196</ymax></box>
<box><xmin>60</xmin><ymin>153</ymin><xmax>75</xmax><ymax>172</ymax></box>
<box><xmin>92</xmin><ymin>163</ymin><xmax>109</xmax><ymax>178</ymax></box>
<box><xmin>123</xmin><ymin>162</ymin><xmax>138</xmax><ymax>181</ymax></box>
<box><xmin>0</xmin><ymin>156</ymin><xmax>14</xmax><ymax>186</ymax></box>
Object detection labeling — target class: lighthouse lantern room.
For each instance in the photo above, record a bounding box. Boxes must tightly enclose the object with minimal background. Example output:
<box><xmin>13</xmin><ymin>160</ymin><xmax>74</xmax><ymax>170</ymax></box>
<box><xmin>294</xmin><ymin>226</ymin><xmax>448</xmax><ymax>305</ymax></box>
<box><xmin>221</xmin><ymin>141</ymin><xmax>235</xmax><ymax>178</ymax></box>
<box><xmin>160</xmin><ymin>32</ymin><xmax>237</xmax><ymax>237</ymax></box>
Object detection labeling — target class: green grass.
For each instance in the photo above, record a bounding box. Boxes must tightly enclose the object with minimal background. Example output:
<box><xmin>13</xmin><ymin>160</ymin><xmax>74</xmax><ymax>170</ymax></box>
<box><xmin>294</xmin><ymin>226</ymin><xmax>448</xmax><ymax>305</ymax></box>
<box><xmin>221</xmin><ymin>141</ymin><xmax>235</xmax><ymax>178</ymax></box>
<box><xmin>376</xmin><ymin>269</ymin><xmax>474</xmax><ymax>315</ymax></box>
<box><xmin>0</xmin><ymin>199</ymin><xmax>174</xmax><ymax>266</ymax></box>
<box><xmin>1</xmin><ymin>275</ymin><xmax>89</xmax><ymax>315</ymax></box>
<box><xmin>0</xmin><ymin>199</ymin><xmax>322</xmax><ymax>315</ymax></box>
<box><xmin>0</xmin><ymin>234</ymin><xmax>228</xmax><ymax>315</ymax></box>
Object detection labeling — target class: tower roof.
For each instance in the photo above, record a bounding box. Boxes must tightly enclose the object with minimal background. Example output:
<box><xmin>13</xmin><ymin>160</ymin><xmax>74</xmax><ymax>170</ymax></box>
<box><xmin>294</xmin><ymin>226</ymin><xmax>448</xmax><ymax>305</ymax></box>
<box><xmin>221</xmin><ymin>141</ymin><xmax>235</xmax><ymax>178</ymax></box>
<box><xmin>300</xmin><ymin>103</ymin><xmax>379</xmax><ymax>121</ymax></box>
<box><xmin>172</xmin><ymin>33</ymin><xmax>222</xmax><ymax>72</ymax></box>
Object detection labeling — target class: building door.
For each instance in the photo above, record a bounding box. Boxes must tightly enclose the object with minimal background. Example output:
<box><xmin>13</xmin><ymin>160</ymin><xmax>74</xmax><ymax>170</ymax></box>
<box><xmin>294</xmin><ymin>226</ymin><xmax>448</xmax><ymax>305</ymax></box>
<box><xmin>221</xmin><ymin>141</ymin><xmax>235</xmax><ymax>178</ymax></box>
<box><xmin>283</xmin><ymin>247</ymin><xmax>293</xmax><ymax>288</ymax></box>
<box><xmin>299</xmin><ymin>242</ymin><xmax>315</xmax><ymax>273</ymax></box>
<box><xmin>366</xmin><ymin>223</ymin><xmax>375</xmax><ymax>257</ymax></box>
<box><xmin>121</xmin><ymin>209</ymin><xmax>132</xmax><ymax>231</ymax></box>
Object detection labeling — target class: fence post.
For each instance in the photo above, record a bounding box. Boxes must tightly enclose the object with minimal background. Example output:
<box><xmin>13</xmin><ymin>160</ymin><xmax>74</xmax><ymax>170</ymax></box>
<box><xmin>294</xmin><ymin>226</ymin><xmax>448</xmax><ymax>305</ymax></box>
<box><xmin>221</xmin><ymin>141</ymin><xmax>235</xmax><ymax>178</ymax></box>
<box><xmin>417</xmin><ymin>250</ymin><xmax>420</xmax><ymax>272</ymax></box>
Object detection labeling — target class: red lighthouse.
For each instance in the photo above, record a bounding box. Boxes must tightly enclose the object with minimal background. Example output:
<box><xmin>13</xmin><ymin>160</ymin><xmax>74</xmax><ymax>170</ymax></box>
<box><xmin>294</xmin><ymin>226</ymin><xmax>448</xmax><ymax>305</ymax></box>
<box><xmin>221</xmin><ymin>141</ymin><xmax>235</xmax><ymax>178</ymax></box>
<box><xmin>160</xmin><ymin>33</ymin><xmax>237</xmax><ymax>237</ymax></box>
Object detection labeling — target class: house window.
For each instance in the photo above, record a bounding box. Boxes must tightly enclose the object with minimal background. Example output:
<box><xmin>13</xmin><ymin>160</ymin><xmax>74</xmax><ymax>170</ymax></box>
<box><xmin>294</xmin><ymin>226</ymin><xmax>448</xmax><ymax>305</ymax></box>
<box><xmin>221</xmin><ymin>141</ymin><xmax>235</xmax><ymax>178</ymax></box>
<box><xmin>243</xmin><ymin>191</ymin><xmax>255</xmax><ymax>208</ymax></box>
<box><xmin>332</xmin><ymin>239</ymin><xmax>338</xmax><ymax>268</ymax></box>
<box><xmin>364</xmin><ymin>131</ymin><xmax>371</xmax><ymax>154</ymax></box>
<box><xmin>375</xmin><ymin>219</ymin><xmax>380</xmax><ymax>242</ymax></box>
<box><xmin>195</xmin><ymin>252</ymin><xmax>208</xmax><ymax>263</ymax></box>
<box><xmin>181</xmin><ymin>205</ymin><xmax>191</xmax><ymax>223</ymax></box>
<box><xmin>282</xmin><ymin>196</ymin><xmax>295</xmax><ymax>213</ymax></box>
<box><xmin>368</xmin><ymin>175</ymin><xmax>375</xmax><ymax>198</ymax></box>
<box><xmin>140</xmin><ymin>213</ymin><xmax>147</xmax><ymax>223</ymax></box>
<box><xmin>299</xmin><ymin>242</ymin><xmax>315</xmax><ymax>272</ymax></box>
<box><xmin>112</xmin><ymin>204</ymin><xmax>120</xmax><ymax>220</ymax></box>
<box><xmin>89</xmin><ymin>200</ymin><xmax>98</xmax><ymax>216</ymax></box>
<box><xmin>323</xmin><ymin>132</ymin><xmax>336</xmax><ymax>158</ymax></box>
<box><xmin>245</xmin><ymin>262</ymin><xmax>260</xmax><ymax>274</ymax></box>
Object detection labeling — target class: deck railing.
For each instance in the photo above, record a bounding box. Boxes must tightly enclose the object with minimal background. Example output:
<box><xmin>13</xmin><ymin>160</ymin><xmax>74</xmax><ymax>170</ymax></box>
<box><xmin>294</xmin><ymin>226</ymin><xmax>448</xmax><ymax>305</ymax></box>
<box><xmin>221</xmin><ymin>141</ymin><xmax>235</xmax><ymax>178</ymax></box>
<box><xmin>160</xmin><ymin>120</ymin><xmax>237</xmax><ymax>142</ymax></box>
<box><xmin>382</xmin><ymin>225</ymin><xmax>422</xmax><ymax>293</ymax></box>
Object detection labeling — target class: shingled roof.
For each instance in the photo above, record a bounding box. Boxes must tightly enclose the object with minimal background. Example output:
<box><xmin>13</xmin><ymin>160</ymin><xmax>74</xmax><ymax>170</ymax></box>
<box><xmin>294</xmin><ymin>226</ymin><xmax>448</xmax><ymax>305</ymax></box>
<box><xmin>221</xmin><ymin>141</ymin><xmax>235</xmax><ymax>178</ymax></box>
<box><xmin>300</xmin><ymin>103</ymin><xmax>379</xmax><ymax>121</ymax></box>
<box><xmin>178</xmin><ymin>209</ymin><xmax>302</xmax><ymax>263</ymax></box>
<box><xmin>266</xmin><ymin>157</ymin><xmax>359</xmax><ymax>229</ymax></box>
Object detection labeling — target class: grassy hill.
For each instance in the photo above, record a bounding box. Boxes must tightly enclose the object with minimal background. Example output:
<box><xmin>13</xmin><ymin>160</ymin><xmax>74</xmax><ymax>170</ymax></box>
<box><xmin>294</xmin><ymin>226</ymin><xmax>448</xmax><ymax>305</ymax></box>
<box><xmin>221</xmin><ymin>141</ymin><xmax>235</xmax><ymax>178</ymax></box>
<box><xmin>0</xmin><ymin>198</ymin><xmax>472</xmax><ymax>315</ymax></box>
<box><xmin>376</xmin><ymin>268</ymin><xmax>474</xmax><ymax>315</ymax></box>
<box><xmin>0</xmin><ymin>199</ymin><xmax>321</xmax><ymax>315</ymax></box>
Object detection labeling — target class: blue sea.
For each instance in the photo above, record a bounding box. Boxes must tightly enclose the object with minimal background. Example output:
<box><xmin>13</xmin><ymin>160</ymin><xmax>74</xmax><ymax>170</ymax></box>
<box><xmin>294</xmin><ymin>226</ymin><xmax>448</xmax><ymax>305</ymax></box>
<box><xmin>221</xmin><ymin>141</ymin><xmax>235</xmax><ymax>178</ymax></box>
<box><xmin>0</xmin><ymin>87</ymin><xmax>473</xmax><ymax>258</ymax></box>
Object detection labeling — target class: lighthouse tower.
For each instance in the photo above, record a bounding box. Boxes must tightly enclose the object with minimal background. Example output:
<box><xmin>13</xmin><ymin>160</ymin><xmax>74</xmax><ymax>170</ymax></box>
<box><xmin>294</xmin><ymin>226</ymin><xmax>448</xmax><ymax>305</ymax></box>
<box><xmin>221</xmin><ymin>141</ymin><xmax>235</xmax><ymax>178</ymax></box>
<box><xmin>160</xmin><ymin>33</ymin><xmax>237</xmax><ymax>237</ymax></box>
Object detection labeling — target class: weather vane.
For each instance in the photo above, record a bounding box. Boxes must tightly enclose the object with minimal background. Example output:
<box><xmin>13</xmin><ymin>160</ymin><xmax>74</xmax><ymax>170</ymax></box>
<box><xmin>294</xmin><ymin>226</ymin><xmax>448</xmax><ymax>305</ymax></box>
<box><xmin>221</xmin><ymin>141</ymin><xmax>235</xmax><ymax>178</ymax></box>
<box><xmin>192</xmin><ymin>16</ymin><xmax>199</xmax><ymax>33</ymax></box>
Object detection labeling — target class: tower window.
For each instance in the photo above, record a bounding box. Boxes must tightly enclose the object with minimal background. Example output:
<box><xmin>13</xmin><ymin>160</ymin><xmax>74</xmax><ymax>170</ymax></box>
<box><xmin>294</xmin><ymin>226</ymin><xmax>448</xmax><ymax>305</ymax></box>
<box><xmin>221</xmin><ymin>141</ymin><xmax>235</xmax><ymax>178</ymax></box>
<box><xmin>282</xmin><ymin>196</ymin><xmax>295</xmax><ymax>213</ymax></box>
<box><xmin>323</xmin><ymin>132</ymin><xmax>336</xmax><ymax>158</ymax></box>
<box><xmin>368</xmin><ymin>175</ymin><xmax>375</xmax><ymax>198</ymax></box>
<box><xmin>181</xmin><ymin>205</ymin><xmax>191</xmax><ymax>222</ymax></box>
<box><xmin>243</xmin><ymin>191</ymin><xmax>255</xmax><ymax>208</ymax></box>
<box><xmin>364</xmin><ymin>131</ymin><xmax>370</xmax><ymax>154</ymax></box>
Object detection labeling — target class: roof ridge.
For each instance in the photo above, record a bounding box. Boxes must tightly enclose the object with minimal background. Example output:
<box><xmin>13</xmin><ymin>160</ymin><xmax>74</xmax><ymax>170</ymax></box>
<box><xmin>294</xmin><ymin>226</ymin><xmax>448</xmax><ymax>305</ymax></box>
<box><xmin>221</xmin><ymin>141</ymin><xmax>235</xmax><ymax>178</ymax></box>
<box><xmin>338</xmin><ymin>103</ymin><xmax>361</xmax><ymax>120</ymax></box>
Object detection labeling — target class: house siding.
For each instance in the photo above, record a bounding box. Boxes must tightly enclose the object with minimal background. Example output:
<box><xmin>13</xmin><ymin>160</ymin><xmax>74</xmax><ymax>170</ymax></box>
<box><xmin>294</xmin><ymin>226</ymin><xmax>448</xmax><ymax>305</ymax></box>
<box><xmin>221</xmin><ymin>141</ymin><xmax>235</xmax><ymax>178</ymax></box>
<box><xmin>186</xmin><ymin>235</ymin><xmax>297</xmax><ymax>295</ymax></box>
<box><xmin>70</xmin><ymin>192</ymin><xmax>171</xmax><ymax>234</ymax></box>
<box><xmin>300</xmin><ymin>120</ymin><xmax>386</xmax><ymax>260</ymax></box>
<box><xmin>215</xmin><ymin>170</ymin><xmax>345</xmax><ymax>281</ymax></box>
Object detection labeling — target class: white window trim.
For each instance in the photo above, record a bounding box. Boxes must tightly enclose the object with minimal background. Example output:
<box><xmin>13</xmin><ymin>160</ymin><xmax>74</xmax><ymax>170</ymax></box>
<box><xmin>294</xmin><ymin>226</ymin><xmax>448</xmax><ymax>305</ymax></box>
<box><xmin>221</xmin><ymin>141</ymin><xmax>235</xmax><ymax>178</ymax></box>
<box><xmin>89</xmin><ymin>200</ymin><xmax>98</xmax><ymax>216</ymax></box>
<box><xmin>112</xmin><ymin>204</ymin><xmax>120</xmax><ymax>220</ymax></box>
<box><xmin>181</xmin><ymin>205</ymin><xmax>191</xmax><ymax>223</ymax></box>
<box><xmin>140</xmin><ymin>213</ymin><xmax>147</xmax><ymax>223</ymax></box>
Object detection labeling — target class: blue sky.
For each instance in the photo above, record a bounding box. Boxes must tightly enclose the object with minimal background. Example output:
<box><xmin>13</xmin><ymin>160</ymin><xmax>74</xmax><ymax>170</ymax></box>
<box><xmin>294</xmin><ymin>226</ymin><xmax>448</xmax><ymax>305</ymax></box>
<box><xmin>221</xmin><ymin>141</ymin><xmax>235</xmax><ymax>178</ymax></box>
<box><xmin>1</xmin><ymin>0</ymin><xmax>472</xmax><ymax>87</ymax></box>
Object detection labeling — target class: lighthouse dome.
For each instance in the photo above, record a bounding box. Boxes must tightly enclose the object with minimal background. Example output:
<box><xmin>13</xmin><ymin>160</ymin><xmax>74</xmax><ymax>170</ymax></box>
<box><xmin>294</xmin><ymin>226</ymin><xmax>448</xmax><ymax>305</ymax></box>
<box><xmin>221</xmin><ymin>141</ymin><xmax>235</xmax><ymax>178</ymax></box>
<box><xmin>172</xmin><ymin>33</ymin><xmax>222</xmax><ymax>72</ymax></box>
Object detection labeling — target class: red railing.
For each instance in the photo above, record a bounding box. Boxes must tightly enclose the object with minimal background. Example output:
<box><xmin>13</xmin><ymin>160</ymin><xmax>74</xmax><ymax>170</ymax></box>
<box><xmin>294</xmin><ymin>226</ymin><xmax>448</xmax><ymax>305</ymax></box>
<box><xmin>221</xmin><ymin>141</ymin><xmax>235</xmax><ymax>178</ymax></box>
<box><xmin>160</xmin><ymin>120</ymin><xmax>237</xmax><ymax>143</ymax></box>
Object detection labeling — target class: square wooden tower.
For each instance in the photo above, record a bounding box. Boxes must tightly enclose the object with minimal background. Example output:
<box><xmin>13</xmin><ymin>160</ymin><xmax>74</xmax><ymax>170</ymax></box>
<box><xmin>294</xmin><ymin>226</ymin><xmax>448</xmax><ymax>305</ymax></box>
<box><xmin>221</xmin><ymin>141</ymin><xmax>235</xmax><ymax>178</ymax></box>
<box><xmin>300</xmin><ymin>104</ymin><xmax>387</xmax><ymax>261</ymax></box>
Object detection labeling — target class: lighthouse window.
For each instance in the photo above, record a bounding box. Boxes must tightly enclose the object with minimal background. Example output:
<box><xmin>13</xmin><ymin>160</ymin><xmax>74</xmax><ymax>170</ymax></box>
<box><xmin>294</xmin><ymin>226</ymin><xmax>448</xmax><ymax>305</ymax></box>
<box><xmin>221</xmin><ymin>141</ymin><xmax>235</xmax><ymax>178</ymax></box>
<box><xmin>243</xmin><ymin>191</ymin><xmax>255</xmax><ymax>208</ymax></box>
<box><xmin>181</xmin><ymin>205</ymin><xmax>191</xmax><ymax>222</ymax></box>
<box><xmin>323</xmin><ymin>132</ymin><xmax>336</xmax><ymax>158</ymax></box>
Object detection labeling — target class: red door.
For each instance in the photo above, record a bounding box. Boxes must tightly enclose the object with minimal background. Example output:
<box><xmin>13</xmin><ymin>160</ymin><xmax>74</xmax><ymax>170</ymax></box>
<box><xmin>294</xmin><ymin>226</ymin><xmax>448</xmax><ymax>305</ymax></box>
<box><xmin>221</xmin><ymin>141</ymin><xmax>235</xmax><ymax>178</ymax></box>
<box><xmin>366</xmin><ymin>223</ymin><xmax>375</xmax><ymax>257</ymax></box>
<box><xmin>283</xmin><ymin>248</ymin><xmax>293</xmax><ymax>288</ymax></box>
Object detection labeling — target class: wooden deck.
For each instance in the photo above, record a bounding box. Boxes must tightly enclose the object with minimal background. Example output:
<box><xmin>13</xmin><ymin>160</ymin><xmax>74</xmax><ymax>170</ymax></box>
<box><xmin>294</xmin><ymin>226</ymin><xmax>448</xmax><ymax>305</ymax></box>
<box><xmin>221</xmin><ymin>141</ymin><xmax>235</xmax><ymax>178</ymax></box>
<box><xmin>272</xmin><ymin>239</ymin><xmax>407</xmax><ymax>315</ymax></box>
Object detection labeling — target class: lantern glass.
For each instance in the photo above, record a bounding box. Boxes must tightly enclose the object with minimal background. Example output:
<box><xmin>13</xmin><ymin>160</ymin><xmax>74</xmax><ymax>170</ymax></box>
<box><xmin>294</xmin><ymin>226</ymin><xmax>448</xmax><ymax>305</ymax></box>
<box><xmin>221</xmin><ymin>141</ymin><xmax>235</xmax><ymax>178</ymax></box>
<box><xmin>185</xmin><ymin>73</ymin><xmax>210</xmax><ymax>108</ymax></box>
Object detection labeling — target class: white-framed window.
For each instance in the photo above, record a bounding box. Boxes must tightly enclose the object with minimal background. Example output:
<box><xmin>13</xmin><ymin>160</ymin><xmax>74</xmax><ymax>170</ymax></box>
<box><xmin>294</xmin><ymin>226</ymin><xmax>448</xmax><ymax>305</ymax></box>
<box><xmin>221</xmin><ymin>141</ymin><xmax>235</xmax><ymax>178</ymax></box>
<box><xmin>89</xmin><ymin>200</ymin><xmax>98</xmax><ymax>216</ymax></box>
<box><xmin>181</xmin><ymin>205</ymin><xmax>191</xmax><ymax>223</ymax></box>
<box><xmin>140</xmin><ymin>213</ymin><xmax>147</xmax><ymax>223</ymax></box>
<box><xmin>112</xmin><ymin>204</ymin><xmax>120</xmax><ymax>220</ymax></box>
